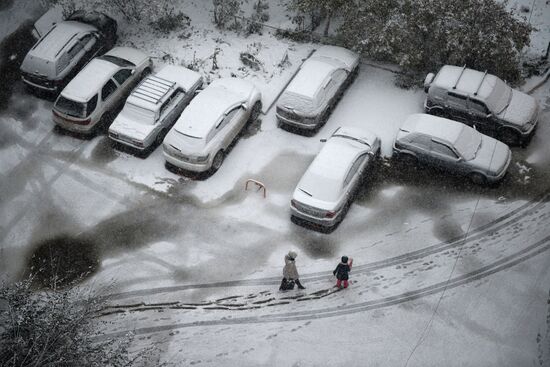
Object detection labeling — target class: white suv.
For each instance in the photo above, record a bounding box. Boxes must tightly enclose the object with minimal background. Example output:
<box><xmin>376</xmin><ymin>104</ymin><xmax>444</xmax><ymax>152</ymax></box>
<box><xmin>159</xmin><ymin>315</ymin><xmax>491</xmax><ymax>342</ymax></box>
<box><xmin>109</xmin><ymin>65</ymin><xmax>203</xmax><ymax>151</ymax></box>
<box><xmin>163</xmin><ymin>78</ymin><xmax>262</xmax><ymax>174</ymax></box>
<box><xmin>21</xmin><ymin>11</ymin><xmax>117</xmax><ymax>94</ymax></box>
<box><xmin>424</xmin><ymin>65</ymin><xmax>540</xmax><ymax>146</ymax></box>
<box><xmin>52</xmin><ymin>47</ymin><xmax>151</xmax><ymax>135</ymax></box>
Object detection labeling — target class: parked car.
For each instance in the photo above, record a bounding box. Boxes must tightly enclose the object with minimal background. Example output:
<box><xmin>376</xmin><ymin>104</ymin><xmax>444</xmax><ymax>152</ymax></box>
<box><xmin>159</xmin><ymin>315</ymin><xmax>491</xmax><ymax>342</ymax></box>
<box><xmin>423</xmin><ymin>65</ymin><xmax>540</xmax><ymax>146</ymax></box>
<box><xmin>393</xmin><ymin>114</ymin><xmax>511</xmax><ymax>185</ymax></box>
<box><xmin>163</xmin><ymin>78</ymin><xmax>262</xmax><ymax>173</ymax></box>
<box><xmin>52</xmin><ymin>47</ymin><xmax>152</xmax><ymax>134</ymax></box>
<box><xmin>276</xmin><ymin>45</ymin><xmax>359</xmax><ymax>132</ymax></box>
<box><xmin>291</xmin><ymin>126</ymin><xmax>380</xmax><ymax>230</ymax></box>
<box><xmin>108</xmin><ymin>65</ymin><xmax>203</xmax><ymax>151</ymax></box>
<box><xmin>21</xmin><ymin>11</ymin><xmax>117</xmax><ymax>94</ymax></box>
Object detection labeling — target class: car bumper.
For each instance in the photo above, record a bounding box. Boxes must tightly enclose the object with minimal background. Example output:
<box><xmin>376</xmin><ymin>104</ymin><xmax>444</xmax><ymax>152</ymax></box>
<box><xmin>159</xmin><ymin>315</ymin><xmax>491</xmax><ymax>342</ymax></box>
<box><xmin>109</xmin><ymin>133</ymin><xmax>149</xmax><ymax>151</ymax></box>
<box><xmin>290</xmin><ymin>205</ymin><xmax>341</xmax><ymax>227</ymax></box>
<box><xmin>486</xmin><ymin>151</ymin><xmax>512</xmax><ymax>184</ymax></box>
<box><xmin>163</xmin><ymin>151</ymin><xmax>211</xmax><ymax>172</ymax></box>
<box><xmin>53</xmin><ymin>115</ymin><xmax>95</xmax><ymax>134</ymax></box>
<box><xmin>21</xmin><ymin>75</ymin><xmax>60</xmax><ymax>93</ymax></box>
<box><xmin>276</xmin><ymin>114</ymin><xmax>318</xmax><ymax>130</ymax></box>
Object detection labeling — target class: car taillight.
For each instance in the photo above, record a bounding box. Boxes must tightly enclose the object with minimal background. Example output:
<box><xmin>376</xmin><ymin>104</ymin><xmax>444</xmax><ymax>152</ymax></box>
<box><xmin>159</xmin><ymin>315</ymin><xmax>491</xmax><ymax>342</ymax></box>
<box><xmin>325</xmin><ymin>211</ymin><xmax>336</xmax><ymax>218</ymax></box>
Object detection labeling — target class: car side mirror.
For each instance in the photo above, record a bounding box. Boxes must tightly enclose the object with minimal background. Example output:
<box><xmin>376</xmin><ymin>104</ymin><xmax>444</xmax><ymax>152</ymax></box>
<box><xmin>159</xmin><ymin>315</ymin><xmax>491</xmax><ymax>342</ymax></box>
<box><xmin>320</xmin><ymin>138</ymin><xmax>327</xmax><ymax>143</ymax></box>
<box><xmin>84</xmin><ymin>42</ymin><xmax>93</xmax><ymax>52</ymax></box>
<box><xmin>486</xmin><ymin>113</ymin><xmax>492</xmax><ymax>118</ymax></box>
<box><xmin>241</xmin><ymin>104</ymin><xmax>248</xmax><ymax>111</ymax></box>
<box><xmin>423</xmin><ymin>73</ymin><xmax>435</xmax><ymax>93</ymax></box>
<box><xmin>194</xmin><ymin>89</ymin><xmax>203</xmax><ymax>96</ymax></box>
<box><xmin>131</xmin><ymin>69</ymin><xmax>136</xmax><ymax>74</ymax></box>
<box><xmin>367</xmin><ymin>151</ymin><xmax>375</xmax><ymax>157</ymax></box>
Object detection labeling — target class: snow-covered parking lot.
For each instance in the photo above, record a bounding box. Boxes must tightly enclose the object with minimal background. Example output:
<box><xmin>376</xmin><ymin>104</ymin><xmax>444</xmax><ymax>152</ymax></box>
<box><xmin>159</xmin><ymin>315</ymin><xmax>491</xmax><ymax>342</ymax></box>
<box><xmin>1</xmin><ymin>0</ymin><xmax>550</xmax><ymax>366</ymax></box>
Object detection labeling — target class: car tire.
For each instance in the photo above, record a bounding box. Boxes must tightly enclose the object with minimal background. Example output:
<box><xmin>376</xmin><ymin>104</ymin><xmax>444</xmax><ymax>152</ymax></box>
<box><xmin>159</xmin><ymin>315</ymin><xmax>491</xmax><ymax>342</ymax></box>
<box><xmin>249</xmin><ymin>101</ymin><xmax>262</xmax><ymax>122</ymax></box>
<box><xmin>469</xmin><ymin>172</ymin><xmax>487</xmax><ymax>186</ymax></box>
<box><xmin>499</xmin><ymin>128</ymin><xmax>520</xmax><ymax>146</ymax></box>
<box><xmin>211</xmin><ymin>150</ymin><xmax>225</xmax><ymax>172</ymax></box>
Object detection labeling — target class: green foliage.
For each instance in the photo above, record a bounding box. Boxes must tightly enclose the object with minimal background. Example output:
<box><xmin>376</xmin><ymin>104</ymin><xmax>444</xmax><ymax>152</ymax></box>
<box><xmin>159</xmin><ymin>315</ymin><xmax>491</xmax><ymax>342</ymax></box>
<box><xmin>339</xmin><ymin>0</ymin><xmax>532</xmax><ymax>86</ymax></box>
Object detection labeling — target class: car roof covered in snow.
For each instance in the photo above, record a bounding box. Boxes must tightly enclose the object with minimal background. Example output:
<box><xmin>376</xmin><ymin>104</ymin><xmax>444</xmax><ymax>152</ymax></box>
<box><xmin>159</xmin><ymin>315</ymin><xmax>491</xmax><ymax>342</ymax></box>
<box><xmin>312</xmin><ymin>45</ymin><xmax>359</xmax><ymax>72</ymax></box>
<box><xmin>296</xmin><ymin>133</ymin><xmax>370</xmax><ymax>202</ymax></box>
<box><xmin>172</xmin><ymin>78</ymin><xmax>254</xmax><ymax>138</ymax></box>
<box><xmin>399</xmin><ymin>113</ymin><xmax>464</xmax><ymax>144</ymax></box>
<box><xmin>284</xmin><ymin>58</ymin><xmax>344</xmax><ymax>100</ymax></box>
<box><xmin>431</xmin><ymin>65</ymin><xmax>500</xmax><ymax>100</ymax></box>
<box><xmin>60</xmin><ymin>58</ymin><xmax>119</xmax><ymax>102</ymax></box>
<box><xmin>28</xmin><ymin>21</ymin><xmax>96</xmax><ymax>62</ymax></box>
<box><xmin>126</xmin><ymin>66</ymin><xmax>201</xmax><ymax>112</ymax></box>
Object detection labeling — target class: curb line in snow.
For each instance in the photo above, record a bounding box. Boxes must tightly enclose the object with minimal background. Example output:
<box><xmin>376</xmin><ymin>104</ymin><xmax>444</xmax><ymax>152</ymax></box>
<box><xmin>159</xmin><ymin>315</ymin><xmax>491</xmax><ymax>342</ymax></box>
<box><xmin>524</xmin><ymin>67</ymin><xmax>550</xmax><ymax>94</ymax></box>
<box><xmin>263</xmin><ymin>48</ymin><xmax>316</xmax><ymax>114</ymax></box>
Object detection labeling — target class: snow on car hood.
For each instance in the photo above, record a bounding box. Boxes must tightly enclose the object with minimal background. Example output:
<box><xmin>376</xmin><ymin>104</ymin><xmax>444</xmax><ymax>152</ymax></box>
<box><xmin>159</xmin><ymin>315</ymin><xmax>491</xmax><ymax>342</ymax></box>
<box><xmin>109</xmin><ymin>113</ymin><xmax>156</xmax><ymax>141</ymax></box>
<box><xmin>469</xmin><ymin>135</ymin><xmax>510</xmax><ymax>175</ymax></box>
<box><xmin>498</xmin><ymin>89</ymin><xmax>538</xmax><ymax>127</ymax></box>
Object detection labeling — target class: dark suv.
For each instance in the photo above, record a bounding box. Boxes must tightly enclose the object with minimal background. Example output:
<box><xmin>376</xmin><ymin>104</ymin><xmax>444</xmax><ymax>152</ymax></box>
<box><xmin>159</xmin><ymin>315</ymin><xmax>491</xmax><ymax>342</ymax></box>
<box><xmin>423</xmin><ymin>65</ymin><xmax>539</xmax><ymax>146</ymax></box>
<box><xmin>20</xmin><ymin>11</ymin><xmax>117</xmax><ymax>95</ymax></box>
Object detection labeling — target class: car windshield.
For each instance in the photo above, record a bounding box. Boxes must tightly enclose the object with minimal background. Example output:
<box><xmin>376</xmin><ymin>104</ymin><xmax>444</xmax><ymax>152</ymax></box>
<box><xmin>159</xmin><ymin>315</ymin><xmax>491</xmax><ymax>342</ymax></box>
<box><xmin>454</xmin><ymin>126</ymin><xmax>482</xmax><ymax>161</ymax></box>
<box><xmin>486</xmin><ymin>77</ymin><xmax>512</xmax><ymax>114</ymax></box>
<box><xmin>54</xmin><ymin>96</ymin><xmax>87</xmax><ymax>118</ymax></box>
<box><xmin>124</xmin><ymin>103</ymin><xmax>156</xmax><ymax>125</ymax></box>
<box><xmin>98</xmin><ymin>54</ymin><xmax>135</xmax><ymax>67</ymax></box>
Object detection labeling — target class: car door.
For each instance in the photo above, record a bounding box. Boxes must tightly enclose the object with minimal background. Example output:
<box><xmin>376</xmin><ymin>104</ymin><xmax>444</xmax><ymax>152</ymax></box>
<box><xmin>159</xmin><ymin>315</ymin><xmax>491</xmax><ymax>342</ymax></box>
<box><xmin>445</xmin><ymin>91</ymin><xmax>471</xmax><ymax>125</ymax></box>
<box><xmin>467</xmin><ymin>98</ymin><xmax>495</xmax><ymax>136</ymax></box>
<box><xmin>100</xmin><ymin>78</ymin><xmax>119</xmax><ymax>116</ymax></box>
<box><xmin>159</xmin><ymin>89</ymin><xmax>185</xmax><ymax>130</ymax></box>
<box><xmin>222</xmin><ymin>105</ymin><xmax>247</xmax><ymax>147</ymax></box>
<box><xmin>404</xmin><ymin>133</ymin><xmax>432</xmax><ymax>164</ymax></box>
<box><xmin>429</xmin><ymin>139</ymin><xmax>462</xmax><ymax>173</ymax></box>
<box><xmin>343</xmin><ymin>154</ymin><xmax>367</xmax><ymax>204</ymax></box>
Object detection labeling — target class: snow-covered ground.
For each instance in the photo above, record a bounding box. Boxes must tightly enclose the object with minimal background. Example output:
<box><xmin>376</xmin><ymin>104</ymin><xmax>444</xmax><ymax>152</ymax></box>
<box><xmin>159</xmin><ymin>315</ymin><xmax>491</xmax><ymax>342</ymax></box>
<box><xmin>1</xmin><ymin>0</ymin><xmax>550</xmax><ymax>366</ymax></box>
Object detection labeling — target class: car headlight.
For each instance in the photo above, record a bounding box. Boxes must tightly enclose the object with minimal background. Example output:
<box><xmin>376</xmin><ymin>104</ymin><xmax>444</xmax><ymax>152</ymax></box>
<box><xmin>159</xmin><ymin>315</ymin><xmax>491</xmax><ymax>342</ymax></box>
<box><xmin>193</xmin><ymin>154</ymin><xmax>209</xmax><ymax>163</ymax></box>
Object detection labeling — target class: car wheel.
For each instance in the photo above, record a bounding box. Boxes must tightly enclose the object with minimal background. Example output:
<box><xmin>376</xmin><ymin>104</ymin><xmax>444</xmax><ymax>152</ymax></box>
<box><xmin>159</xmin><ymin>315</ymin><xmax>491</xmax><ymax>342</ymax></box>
<box><xmin>249</xmin><ymin>101</ymin><xmax>262</xmax><ymax>122</ymax></box>
<box><xmin>469</xmin><ymin>172</ymin><xmax>487</xmax><ymax>186</ymax></box>
<box><xmin>211</xmin><ymin>150</ymin><xmax>225</xmax><ymax>172</ymax></box>
<box><xmin>499</xmin><ymin>128</ymin><xmax>520</xmax><ymax>146</ymax></box>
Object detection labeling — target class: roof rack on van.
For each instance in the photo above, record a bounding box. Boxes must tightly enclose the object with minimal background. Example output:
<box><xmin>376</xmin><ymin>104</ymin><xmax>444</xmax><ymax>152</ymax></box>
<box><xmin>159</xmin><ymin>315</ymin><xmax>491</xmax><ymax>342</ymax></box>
<box><xmin>452</xmin><ymin>65</ymin><xmax>467</xmax><ymax>90</ymax></box>
<box><xmin>131</xmin><ymin>75</ymin><xmax>175</xmax><ymax>105</ymax></box>
<box><xmin>473</xmin><ymin>70</ymin><xmax>488</xmax><ymax>96</ymax></box>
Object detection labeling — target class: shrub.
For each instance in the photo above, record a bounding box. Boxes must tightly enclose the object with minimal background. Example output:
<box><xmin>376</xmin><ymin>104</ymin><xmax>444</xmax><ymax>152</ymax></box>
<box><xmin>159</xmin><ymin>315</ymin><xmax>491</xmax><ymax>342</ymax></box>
<box><xmin>339</xmin><ymin>0</ymin><xmax>532</xmax><ymax>86</ymax></box>
<box><xmin>150</xmin><ymin>10</ymin><xmax>190</xmax><ymax>34</ymax></box>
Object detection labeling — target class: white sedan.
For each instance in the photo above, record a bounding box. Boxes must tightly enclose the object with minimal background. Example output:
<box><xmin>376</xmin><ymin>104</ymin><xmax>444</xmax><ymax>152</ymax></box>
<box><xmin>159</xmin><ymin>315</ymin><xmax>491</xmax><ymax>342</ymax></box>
<box><xmin>291</xmin><ymin>126</ymin><xmax>381</xmax><ymax>230</ymax></box>
<box><xmin>162</xmin><ymin>78</ymin><xmax>262</xmax><ymax>174</ymax></box>
<box><xmin>108</xmin><ymin>65</ymin><xmax>203</xmax><ymax>151</ymax></box>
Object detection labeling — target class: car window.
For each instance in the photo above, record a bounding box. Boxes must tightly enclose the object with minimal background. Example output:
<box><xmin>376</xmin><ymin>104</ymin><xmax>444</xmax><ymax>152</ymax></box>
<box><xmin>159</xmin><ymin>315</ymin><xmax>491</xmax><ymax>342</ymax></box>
<box><xmin>113</xmin><ymin>69</ymin><xmax>133</xmax><ymax>85</ymax></box>
<box><xmin>344</xmin><ymin>155</ymin><xmax>365</xmax><ymax>187</ymax></box>
<box><xmin>101</xmin><ymin>79</ymin><xmax>118</xmax><ymax>101</ymax></box>
<box><xmin>86</xmin><ymin>94</ymin><xmax>98</xmax><ymax>115</ymax></box>
<box><xmin>447</xmin><ymin>91</ymin><xmax>468</xmax><ymax>109</ymax></box>
<box><xmin>217</xmin><ymin>107</ymin><xmax>240</xmax><ymax>129</ymax></box>
<box><xmin>469</xmin><ymin>98</ymin><xmax>489</xmax><ymax>115</ymax></box>
<box><xmin>408</xmin><ymin>134</ymin><xmax>432</xmax><ymax>150</ymax></box>
<box><xmin>159</xmin><ymin>89</ymin><xmax>184</xmax><ymax>118</ymax></box>
<box><xmin>431</xmin><ymin>140</ymin><xmax>458</xmax><ymax>158</ymax></box>
<box><xmin>67</xmin><ymin>41</ymin><xmax>84</xmax><ymax>59</ymax></box>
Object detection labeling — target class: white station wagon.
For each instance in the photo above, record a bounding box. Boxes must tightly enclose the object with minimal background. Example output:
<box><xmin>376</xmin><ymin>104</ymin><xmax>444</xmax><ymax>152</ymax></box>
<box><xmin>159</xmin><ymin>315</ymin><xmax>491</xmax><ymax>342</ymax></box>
<box><xmin>52</xmin><ymin>47</ymin><xmax>151</xmax><ymax>135</ymax></box>
<box><xmin>393</xmin><ymin>114</ymin><xmax>511</xmax><ymax>185</ymax></box>
<box><xmin>276</xmin><ymin>45</ymin><xmax>359</xmax><ymax>132</ymax></box>
<box><xmin>291</xmin><ymin>126</ymin><xmax>380</xmax><ymax>230</ymax></box>
<box><xmin>163</xmin><ymin>78</ymin><xmax>262</xmax><ymax>173</ymax></box>
<box><xmin>108</xmin><ymin>65</ymin><xmax>203</xmax><ymax>151</ymax></box>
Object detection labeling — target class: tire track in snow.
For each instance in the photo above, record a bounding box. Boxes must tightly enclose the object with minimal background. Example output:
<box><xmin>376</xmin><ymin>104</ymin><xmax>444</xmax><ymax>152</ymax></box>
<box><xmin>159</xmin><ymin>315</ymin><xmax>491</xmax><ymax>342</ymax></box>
<box><xmin>94</xmin><ymin>234</ymin><xmax>550</xmax><ymax>340</ymax></box>
<box><xmin>105</xmin><ymin>189</ymin><xmax>550</xmax><ymax>301</ymax></box>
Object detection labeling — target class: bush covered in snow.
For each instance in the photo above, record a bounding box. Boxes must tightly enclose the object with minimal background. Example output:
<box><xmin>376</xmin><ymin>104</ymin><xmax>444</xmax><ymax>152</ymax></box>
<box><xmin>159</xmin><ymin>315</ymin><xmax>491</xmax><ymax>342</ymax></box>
<box><xmin>337</xmin><ymin>0</ymin><xmax>532</xmax><ymax>86</ymax></box>
<box><xmin>213</xmin><ymin>0</ymin><xmax>243</xmax><ymax>30</ymax></box>
<box><xmin>0</xmin><ymin>279</ymin><xmax>155</xmax><ymax>366</ymax></box>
